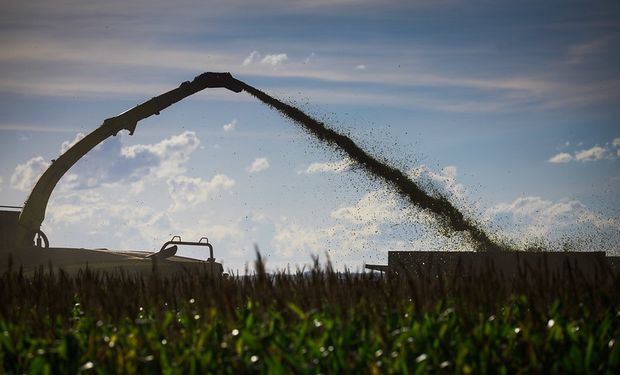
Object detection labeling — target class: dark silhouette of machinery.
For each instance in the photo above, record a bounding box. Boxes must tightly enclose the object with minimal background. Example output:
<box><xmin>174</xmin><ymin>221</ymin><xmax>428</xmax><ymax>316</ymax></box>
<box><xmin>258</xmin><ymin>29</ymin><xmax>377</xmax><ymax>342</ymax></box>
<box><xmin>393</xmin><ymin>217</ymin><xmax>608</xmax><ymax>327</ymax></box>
<box><xmin>14</xmin><ymin>73</ymin><xmax>245</xmax><ymax>249</ymax></box>
<box><xmin>1</xmin><ymin>73</ymin><xmax>246</xmax><ymax>275</ymax></box>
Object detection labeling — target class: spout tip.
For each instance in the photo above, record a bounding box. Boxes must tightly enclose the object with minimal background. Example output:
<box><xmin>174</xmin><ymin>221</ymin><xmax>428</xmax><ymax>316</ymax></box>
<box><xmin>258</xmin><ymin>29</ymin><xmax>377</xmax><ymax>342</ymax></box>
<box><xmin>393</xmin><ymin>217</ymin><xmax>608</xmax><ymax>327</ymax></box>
<box><xmin>198</xmin><ymin>72</ymin><xmax>244</xmax><ymax>93</ymax></box>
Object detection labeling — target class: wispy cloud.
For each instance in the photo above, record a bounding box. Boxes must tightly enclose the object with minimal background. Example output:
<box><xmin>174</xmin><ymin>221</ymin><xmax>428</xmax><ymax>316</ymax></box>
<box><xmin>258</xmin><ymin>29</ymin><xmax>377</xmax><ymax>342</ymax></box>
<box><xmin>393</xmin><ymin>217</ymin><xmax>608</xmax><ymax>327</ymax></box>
<box><xmin>0</xmin><ymin>77</ymin><xmax>172</xmax><ymax>98</ymax></box>
<box><xmin>1</xmin><ymin>0</ymin><xmax>619</xmax><ymax>116</ymax></box>
<box><xmin>121</xmin><ymin>131</ymin><xmax>201</xmax><ymax>179</ymax></box>
<box><xmin>331</xmin><ymin>189</ymin><xmax>407</xmax><ymax>225</ymax></box>
<box><xmin>60</xmin><ymin>133</ymin><xmax>85</xmax><ymax>154</ymax></box>
<box><xmin>2</xmin><ymin>32</ymin><xmax>617</xmax><ymax>112</ymax></box>
<box><xmin>0</xmin><ymin>36</ymin><xmax>236</xmax><ymax>72</ymax></box>
<box><xmin>261</xmin><ymin>53</ymin><xmax>288</xmax><ymax>66</ymax></box>
<box><xmin>247</xmin><ymin>157</ymin><xmax>270</xmax><ymax>173</ymax></box>
<box><xmin>567</xmin><ymin>36</ymin><xmax>613</xmax><ymax>64</ymax></box>
<box><xmin>241</xmin><ymin>51</ymin><xmax>288</xmax><ymax>67</ymax></box>
<box><xmin>574</xmin><ymin>146</ymin><xmax>608</xmax><ymax>162</ymax></box>
<box><xmin>0</xmin><ymin>123</ymin><xmax>82</xmax><ymax>133</ymax></box>
<box><xmin>303</xmin><ymin>52</ymin><xmax>316</xmax><ymax>64</ymax></box>
<box><xmin>242</xmin><ymin>51</ymin><xmax>260</xmax><ymax>66</ymax></box>
<box><xmin>299</xmin><ymin>158</ymin><xmax>354</xmax><ymax>174</ymax></box>
<box><xmin>223</xmin><ymin>119</ymin><xmax>237</xmax><ymax>132</ymax></box>
<box><xmin>548</xmin><ymin>152</ymin><xmax>573</xmax><ymax>164</ymax></box>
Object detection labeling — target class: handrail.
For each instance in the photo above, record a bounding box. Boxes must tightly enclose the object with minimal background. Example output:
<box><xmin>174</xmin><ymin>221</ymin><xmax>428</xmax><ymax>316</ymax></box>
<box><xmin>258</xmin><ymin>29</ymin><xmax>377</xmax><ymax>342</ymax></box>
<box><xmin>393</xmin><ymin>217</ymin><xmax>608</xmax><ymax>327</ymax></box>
<box><xmin>158</xmin><ymin>236</ymin><xmax>214</xmax><ymax>260</ymax></box>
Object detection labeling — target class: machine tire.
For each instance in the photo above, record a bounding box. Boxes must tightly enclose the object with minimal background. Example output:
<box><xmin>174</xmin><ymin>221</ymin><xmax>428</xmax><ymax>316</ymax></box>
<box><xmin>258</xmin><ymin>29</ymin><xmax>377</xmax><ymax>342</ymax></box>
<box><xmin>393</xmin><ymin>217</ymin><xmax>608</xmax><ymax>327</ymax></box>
<box><xmin>35</xmin><ymin>230</ymin><xmax>49</xmax><ymax>248</ymax></box>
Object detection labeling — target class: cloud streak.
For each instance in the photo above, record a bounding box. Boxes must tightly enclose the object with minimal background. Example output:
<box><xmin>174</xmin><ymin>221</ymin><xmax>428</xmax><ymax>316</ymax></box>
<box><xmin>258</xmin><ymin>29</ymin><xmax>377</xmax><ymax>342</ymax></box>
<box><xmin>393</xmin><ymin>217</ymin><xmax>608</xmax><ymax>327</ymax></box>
<box><xmin>300</xmin><ymin>158</ymin><xmax>354</xmax><ymax>174</ymax></box>
<box><xmin>261</xmin><ymin>53</ymin><xmax>288</xmax><ymax>66</ymax></box>
<box><xmin>567</xmin><ymin>36</ymin><xmax>613</xmax><ymax>64</ymax></box>
<box><xmin>548</xmin><ymin>152</ymin><xmax>572</xmax><ymax>164</ymax></box>
<box><xmin>2</xmin><ymin>30</ymin><xmax>618</xmax><ymax>112</ymax></box>
<box><xmin>223</xmin><ymin>119</ymin><xmax>237</xmax><ymax>132</ymax></box>
<box><xmin>0</xmin><ymin>123</ymin><xmax>82</xmax><ymax>133</ymax></box>
<box><xmin>241</xmin><ymin>51</ymin><xmax>288</xmax><ymax>67</ymax></box>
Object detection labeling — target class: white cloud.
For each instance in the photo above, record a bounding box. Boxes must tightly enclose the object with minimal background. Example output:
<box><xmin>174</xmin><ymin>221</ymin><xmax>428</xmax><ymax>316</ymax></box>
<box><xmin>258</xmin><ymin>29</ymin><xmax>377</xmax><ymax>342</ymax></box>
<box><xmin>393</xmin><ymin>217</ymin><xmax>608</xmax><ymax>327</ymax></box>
<box><xmin>548</xmin><ymin>137</ymin><xmax>620</xmax><ymax>163</ymax></box>
<box><xmin>331</xmin><ymin>190</ymin><xmax>407</xmax><ymax>225</ymax></box>
<box><xmin>45</xmin><ymin>189</ymin><xmax>173</xmax><ymax>250</ymax></box>
<box><xmin>355</xmin><ymin>64</ymin><xmax>366</xmax><ymax>70</ymax></box>
<box><xmin>194</xmin><ymin>222</ymin><xmax>243</xmax><ymax>244</ymax></box>
<box><xmin>223</xmin><ymin>119</ymin><xmax>237</xmax><ymax>132</ymax></box>
<box><xmin>7</xmin><ymin>130</ymin><xmax>229</xmax><ymax>256</ymax></box>
<box><xmin>301</xmin><ymin>158</ymin><xmax>354</xmax><ymax>174</ymax></box>
<box><xmin>247</xmin><ymin>157</ymin><xmax>270</xmax><ymax>173</ymax></box>
<box><xmin>271</xmin><ymin>166</ymin><xmax>479</xmax><ymax>266</ymax></box>
<box><xmin>11</xmin><ymin>130</ymin><xmax>202</xmax><ymax>195</ymax></box>
<box><xmin>167</xmin><ymin>174</ymin><xmax>235</xmax><ymax>211</ymax></box>
<box><xmin>574</xmin><ymin>145</ymin><xmax>608</xmax><ymax>162</ymax></box>
<box><xmin>270</xmin><ymin>218</ymin><xmax>416</xmax><ymax>269</ymax></box>
<box><xmin>0</xmin><ymin>176</ymin><xmax>3</xmax><ymax>192</ymax></box>
<box><xmin>271</xmin><ymin>221</ymin><xmax>334</xmax><ymax>259</ymax></box>
<box><xmin>548</xmin><ymin>152</ymin><xmax>573</xmax><ymax>163</ymax></box>
<box><xmin>304</xmin><ymin>52</ymin><xmax>316</xmax><ymax>64</ymax></box>
<box><xmin>327</xmin><ymin>164</ymin><xmax>467</xmax><ymax>230</ymax></box>
<box><xmin>408</xmin><ymin>164</ymin><xmax>466</xmax><ymax>203</ymax></box>
<box><xmin>485</xmin><ymin>196</ymin><xmax>620</xmax><ymax>252</ymax></box>
<box><xmin>241</xmin><ymin>51</ymin><xmax>288</xmax><ymax>67</ymax></box>
<box><xmin>10</xmin><ymin>156</ymin><xmax>50</xmax><ymax>191</ymax></box>
<box><xmin>442</xmin><ymin>165</ymin><xmax>457</xmax><ymax>178</ymax></box>
<box><xmin>304</xmin><ymin>166</ymin><xmax>469</xmax><ymax>249</ymax></box>
<box><xmin>261</xmin><ymin>53</ymin><xmax>288</xmax><ymax>66</ymax></box>
<box><xmin>121</xmin><ymin>130</ymin><xmax>201</xmax><ymax>178</ymax></box>
<box><xmin>60</xmin><ymin>132</ymin><xmax>86</xmax><ymax>154</ymax></box>
<box><xmin>44</xmin><ymin>183</ymin><xmax>251</xmax><ymax>262</ymax></box>
<box><xmin>242</xmin><ymin>51</ymin><xmax>259</xmax><ymax>66</ymax></box>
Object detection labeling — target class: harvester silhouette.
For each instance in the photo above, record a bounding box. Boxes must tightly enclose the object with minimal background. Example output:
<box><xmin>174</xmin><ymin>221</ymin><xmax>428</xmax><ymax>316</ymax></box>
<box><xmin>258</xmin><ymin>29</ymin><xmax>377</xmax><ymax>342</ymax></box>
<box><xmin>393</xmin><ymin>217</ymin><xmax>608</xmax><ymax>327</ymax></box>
<box><xmin>1</xmin><ymin>73</ymin><xmax>246</xmax><ymax>276</ymax></box>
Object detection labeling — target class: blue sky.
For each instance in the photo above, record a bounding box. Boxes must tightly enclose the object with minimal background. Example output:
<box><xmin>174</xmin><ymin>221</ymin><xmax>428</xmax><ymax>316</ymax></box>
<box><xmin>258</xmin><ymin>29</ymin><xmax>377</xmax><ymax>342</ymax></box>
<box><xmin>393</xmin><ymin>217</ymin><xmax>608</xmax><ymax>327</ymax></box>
<box><xmin>1</xmin><ymin>0</ymin><xmax>619</xmax><ymax>270</ymax></box>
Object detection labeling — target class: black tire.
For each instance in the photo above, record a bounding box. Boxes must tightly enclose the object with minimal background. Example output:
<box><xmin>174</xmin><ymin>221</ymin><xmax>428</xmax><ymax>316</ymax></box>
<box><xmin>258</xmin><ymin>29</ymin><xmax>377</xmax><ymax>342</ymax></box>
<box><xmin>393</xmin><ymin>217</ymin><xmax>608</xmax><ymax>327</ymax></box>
<box><xmin>35</xmin><ymin>230</ymin><xmax>49</xmax><ymax>248</ymax></box>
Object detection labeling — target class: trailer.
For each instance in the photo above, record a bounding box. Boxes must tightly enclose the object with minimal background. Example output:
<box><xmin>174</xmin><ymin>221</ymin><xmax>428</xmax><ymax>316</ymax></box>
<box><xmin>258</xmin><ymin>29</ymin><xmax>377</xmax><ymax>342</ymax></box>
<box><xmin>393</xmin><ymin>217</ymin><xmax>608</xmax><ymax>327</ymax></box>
<box><xmin>366</xmin><ymin>250</ymin><xmax>619</xmax><ymax>280</ymax></box>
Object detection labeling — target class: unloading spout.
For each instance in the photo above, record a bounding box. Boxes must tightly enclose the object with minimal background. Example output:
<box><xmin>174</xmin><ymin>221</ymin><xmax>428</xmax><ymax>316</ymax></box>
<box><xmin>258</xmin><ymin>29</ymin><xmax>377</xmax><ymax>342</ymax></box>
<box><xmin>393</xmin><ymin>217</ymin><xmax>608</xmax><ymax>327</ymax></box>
<box><xmin>200</xmin><ymin>72</ymin><xmax>244</xmax><ymax>93</ymax></box>
<box><xmin>14</xmin><ymin>72</ymin><xmax>243</xmax><ymax>249</ymax></box>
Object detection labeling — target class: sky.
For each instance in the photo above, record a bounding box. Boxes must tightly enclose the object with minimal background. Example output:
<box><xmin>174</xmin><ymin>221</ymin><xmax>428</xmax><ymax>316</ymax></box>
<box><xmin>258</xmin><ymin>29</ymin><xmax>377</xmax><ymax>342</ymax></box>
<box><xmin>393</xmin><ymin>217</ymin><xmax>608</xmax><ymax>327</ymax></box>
<box><xmin>1</xmin><ymin>0</ymin><xmax>619</xmax><ymax>271</ymax></box>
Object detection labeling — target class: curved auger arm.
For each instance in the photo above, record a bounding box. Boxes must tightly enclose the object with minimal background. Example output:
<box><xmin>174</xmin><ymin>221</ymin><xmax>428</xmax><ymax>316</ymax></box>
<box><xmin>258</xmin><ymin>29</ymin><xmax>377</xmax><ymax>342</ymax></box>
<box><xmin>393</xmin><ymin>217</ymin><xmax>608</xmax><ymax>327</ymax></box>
<box><xmin>15</xmin><ymin>72</ymin><xmax>244</xmax><ymax>248</ymax></box>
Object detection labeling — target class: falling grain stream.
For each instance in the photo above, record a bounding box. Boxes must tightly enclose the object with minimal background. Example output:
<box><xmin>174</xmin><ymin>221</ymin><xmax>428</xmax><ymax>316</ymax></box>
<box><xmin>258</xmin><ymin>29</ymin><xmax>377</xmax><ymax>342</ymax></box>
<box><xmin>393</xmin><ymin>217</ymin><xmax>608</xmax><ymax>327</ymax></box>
<box><xmin>239</xmin><ymin>82</ymin><xmax>500</xmax><ymax>251</ymax></box>
<box><xmin>11</xmin><ymin>71</ymin><xmax>501</xmax><ymax>251</ymax></box>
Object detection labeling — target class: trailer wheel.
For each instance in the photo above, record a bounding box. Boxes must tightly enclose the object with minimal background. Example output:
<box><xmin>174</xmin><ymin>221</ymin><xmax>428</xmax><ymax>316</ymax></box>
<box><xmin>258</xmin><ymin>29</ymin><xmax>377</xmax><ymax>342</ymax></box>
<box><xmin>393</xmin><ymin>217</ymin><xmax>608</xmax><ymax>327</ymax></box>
<box><xmin>35</xmin><ymin>230</ymin><xmax>49</xmax><ymax>248</ymax></box>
